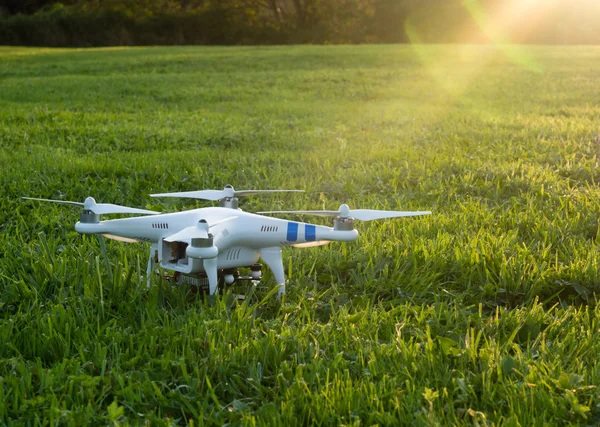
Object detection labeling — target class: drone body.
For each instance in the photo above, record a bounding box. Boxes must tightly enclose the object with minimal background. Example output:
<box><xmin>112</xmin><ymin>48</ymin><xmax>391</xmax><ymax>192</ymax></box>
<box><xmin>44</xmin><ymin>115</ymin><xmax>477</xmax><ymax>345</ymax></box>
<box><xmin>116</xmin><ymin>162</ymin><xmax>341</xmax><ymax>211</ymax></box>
<box><xmin>24</xmin><ymin>185</ymin><xmax>431</xmax><ymax>297</ymax></box>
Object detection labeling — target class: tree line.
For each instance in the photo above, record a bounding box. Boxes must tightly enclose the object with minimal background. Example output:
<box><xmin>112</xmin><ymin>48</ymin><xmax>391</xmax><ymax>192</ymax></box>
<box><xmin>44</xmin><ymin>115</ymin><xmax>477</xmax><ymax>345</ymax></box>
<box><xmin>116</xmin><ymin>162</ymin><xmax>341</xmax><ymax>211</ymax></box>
<box><xmin>0</xmin><ymin>0</ymin><xmax>599</xmax><ymax>46</ymax></box>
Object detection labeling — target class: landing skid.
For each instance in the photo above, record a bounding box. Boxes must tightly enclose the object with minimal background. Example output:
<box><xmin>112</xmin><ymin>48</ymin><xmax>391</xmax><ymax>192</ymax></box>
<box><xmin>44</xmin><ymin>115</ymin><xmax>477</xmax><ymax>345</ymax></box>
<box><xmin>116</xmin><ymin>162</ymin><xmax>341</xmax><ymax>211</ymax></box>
<box><xmin>159</xmin><ymin>264</ymin><xmax>263</xmax><ymax>299</ymax></box>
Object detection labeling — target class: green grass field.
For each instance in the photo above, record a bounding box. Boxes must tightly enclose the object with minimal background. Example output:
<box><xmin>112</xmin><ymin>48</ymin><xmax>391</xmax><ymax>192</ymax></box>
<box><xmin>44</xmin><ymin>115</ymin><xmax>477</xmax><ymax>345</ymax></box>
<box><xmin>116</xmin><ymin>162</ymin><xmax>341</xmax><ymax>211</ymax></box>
<box><xmin>1</xmin><ymin>45</ymin><xmax>599</xmax><ymax>425</ymax></box>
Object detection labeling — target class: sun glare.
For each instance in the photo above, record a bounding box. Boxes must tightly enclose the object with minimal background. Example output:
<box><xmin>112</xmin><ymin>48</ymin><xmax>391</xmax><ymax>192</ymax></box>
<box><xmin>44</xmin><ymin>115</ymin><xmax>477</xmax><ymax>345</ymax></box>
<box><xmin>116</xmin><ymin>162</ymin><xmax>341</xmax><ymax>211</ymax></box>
<box><xmin>400</xmin><ymin>0</ymin><xmax>598</xmax><ymax>128</ymax></box>
<box><xmin>465</xmin><ymin>0</ymin><xmax>600</xmax><ymax>45</ymax></box>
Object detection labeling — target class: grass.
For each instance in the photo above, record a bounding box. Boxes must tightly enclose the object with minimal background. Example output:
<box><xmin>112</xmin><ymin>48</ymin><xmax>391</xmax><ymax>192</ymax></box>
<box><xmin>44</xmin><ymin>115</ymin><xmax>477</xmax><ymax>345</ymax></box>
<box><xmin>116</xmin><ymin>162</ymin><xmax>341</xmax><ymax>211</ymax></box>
<box><xmin>0</xmin><ymin>44</ymin><xmax>599</xmax><ymax>425</ymax></box>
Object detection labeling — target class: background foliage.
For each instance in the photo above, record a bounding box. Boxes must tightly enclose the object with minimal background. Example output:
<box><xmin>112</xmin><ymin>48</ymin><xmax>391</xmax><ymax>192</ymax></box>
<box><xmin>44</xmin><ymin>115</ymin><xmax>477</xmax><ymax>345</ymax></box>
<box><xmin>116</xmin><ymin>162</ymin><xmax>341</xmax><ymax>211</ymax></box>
<box><xmin>0</xmin><ymin>0</ymin><xmax>599</xmax><ymax>46</ymax></box>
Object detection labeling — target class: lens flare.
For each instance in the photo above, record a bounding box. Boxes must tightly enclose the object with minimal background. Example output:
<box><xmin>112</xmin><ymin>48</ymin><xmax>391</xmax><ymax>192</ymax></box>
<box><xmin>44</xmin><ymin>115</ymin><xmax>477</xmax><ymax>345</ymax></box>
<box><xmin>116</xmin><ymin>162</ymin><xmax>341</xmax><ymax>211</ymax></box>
<box><xmin>463</xmin><ymin>0</ymin><xmax>546</xmax><ymax>73</ymax></box>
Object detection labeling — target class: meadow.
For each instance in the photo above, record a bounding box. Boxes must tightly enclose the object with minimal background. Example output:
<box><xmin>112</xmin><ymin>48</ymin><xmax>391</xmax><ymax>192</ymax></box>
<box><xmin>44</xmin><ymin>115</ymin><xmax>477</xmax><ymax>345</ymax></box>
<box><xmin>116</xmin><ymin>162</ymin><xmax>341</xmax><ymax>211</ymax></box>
<box><xmin>0</xmin><ymin>44</ymin><xmax>599</xmax><ymax>425</ymax></box>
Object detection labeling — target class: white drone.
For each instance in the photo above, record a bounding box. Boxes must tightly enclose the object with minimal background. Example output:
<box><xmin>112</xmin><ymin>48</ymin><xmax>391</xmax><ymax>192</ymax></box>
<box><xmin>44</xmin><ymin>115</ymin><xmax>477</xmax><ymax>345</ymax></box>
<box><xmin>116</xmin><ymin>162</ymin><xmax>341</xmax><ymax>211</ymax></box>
<box><xmin>24</xmin><ymin>185</ymin><xmax>431</xmax><ymax>297</ymax></box>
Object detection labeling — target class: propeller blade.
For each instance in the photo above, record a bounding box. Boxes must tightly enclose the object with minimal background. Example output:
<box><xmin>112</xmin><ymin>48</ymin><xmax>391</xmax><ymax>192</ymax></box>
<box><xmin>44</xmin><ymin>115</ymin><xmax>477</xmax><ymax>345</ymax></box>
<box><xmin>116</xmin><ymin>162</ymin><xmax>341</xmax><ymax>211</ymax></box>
<box><xmin>350</xmin><ymin>210</ymin><xmax>432</xmax><ymax>221</ymax></box>
<box><xmin>151</xmin><ymin>185</ymin><xmax>304</xmax><ymax>201</ymax></box>
<box><xmin>235</xmin><ymin>189</ymin><xmax>305</xmax><ymax>196</ymax></box>
<box><xmin>207</xmin><ymin>216</ymin><xmax>239</xmax><ymax>228</ymax></box>
<box><xmin>258</xmin><ymin>210</ymin><xmax>341</xmax><ymax>217</ymax></box>
<box><xmin>89</xmin><ymin>203</ymin><xmax>159</xmax><ymax>215</ymax></box>
<box><xmin>164</xmin><ymin>217</ymin><xmax>237</xmax><ymax>243</ymax></box>
<box><xmin>22</xmin><ymin>196</ymin><xmax>160</xmax><ymax>215</ymax></box>
<box><xmin>259</xmin><ymin>203</ymin><xmax>431</xmax><ymax>221</ymax></box>
<box><xmin>91</xmin><ymin>204</ymin><xmax>160</xmax><ymax>215</ymax></box>
<box><xmin>21</xmin><ymin>197</ymin><xmax>83</xmax><ymax>207</ymax></box>
<box><xmin>292</xmin><ymin>241</ymin><xmax>331</xmax><ymax>248</ymax></box>
<box><xmin>150</xmin><ymin>190</ymin><xmax>227</xmax><ymax>201</ymax></box>
<box><xmin>164</xmin><ymin>225</ymin><xmax>208</xmax><ymax>242</ymax></box>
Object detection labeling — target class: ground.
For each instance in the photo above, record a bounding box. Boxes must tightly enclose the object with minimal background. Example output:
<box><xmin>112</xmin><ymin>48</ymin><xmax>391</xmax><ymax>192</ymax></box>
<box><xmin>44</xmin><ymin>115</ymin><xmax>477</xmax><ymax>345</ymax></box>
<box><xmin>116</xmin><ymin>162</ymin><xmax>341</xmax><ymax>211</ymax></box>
<box><xmin>0</xmin><ymin>45</ymin><xmax>599</xmax><ymax>425</ymax></box>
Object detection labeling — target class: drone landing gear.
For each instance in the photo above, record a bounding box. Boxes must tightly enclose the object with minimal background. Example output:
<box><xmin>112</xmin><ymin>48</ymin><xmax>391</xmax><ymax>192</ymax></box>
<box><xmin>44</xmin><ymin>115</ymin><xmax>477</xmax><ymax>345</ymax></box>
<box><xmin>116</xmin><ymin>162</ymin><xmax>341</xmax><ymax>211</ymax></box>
<box><xmin>172</xmin><ymin>263</ymin><xmax>263</xmax><ymax>299</ymax></box>
<box><xmin>147</xmin><ymin>243</ymin><xmax>159</xmax><ymax>288</ymax></box>
<box><xmin>260</xmin><ymin>247</ymin><xmax>286</xmax><ymax>296</ymax></box>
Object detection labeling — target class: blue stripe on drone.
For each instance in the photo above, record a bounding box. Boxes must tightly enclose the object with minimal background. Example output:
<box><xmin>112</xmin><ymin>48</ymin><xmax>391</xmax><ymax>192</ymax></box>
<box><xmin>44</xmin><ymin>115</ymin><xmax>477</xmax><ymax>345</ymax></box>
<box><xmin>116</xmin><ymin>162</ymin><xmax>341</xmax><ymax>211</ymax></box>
<box><xmin>305</xmin><ymin>224</ymin><xmax>316</xmax><ymax>242</ymax></box>
<box><xmin>287</xmin><ymin>222</ymin><xmax>298</xmax><ymax>242</ymax></box>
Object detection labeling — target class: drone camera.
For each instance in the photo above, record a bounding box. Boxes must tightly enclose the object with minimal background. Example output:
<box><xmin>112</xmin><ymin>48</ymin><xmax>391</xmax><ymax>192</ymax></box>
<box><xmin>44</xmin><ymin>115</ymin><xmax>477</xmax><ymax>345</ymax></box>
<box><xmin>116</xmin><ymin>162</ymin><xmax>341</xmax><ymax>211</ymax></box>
<box><xmin>250</xmin><ymin>263</ymin><xmax>262</xmax><ymax>280</ymax></box>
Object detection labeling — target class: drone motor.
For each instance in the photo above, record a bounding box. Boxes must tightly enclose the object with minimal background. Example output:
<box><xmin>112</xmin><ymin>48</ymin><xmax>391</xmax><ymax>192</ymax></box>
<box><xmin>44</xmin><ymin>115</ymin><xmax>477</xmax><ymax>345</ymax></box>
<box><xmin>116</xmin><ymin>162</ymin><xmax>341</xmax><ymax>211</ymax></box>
<box><xmin>333</xmin><ymin>216</ymin><xmax>355</xmax><ymax>231</ymax></box>
<box><xmin>219</xmin><ymin>197</ymin><xmax>239</xmax><ymax>209</ymax></box>
<box><xmin>80</xmin><ymin>210</ymin><xmax>100</xmax><ymax>224</ymax></box>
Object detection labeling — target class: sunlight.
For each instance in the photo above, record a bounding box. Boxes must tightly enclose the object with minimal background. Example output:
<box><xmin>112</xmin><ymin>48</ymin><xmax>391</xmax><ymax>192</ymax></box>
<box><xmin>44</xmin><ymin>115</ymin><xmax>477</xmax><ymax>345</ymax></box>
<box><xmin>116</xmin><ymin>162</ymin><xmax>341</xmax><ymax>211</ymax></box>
<box><xmin>404</xmin><ymin>22</ymin><xmax>495</xmax><ymax>101</ymax></box>
<box><xmin>462</xmin><ymin>0</ymin><xmax>545</xmax><ymax>73</ymax></box>
<box><xmin>464</xmin><ymin>0</ymin><xmax>560</xmax><ymax>41</ymax></box>
<box><xmin>401</xmin><ymin>0</ymin><xmax>599</xmax><ymax>145</ymax></box>
<box><xmin>465</xmin><ymin>0</ymin><xmax>600</xmax><ymax>46</ymax></box>
<box><xmin>462</xmin><ymin>0</ymin><xmax>600</xmax><ymax>70</ymax></box>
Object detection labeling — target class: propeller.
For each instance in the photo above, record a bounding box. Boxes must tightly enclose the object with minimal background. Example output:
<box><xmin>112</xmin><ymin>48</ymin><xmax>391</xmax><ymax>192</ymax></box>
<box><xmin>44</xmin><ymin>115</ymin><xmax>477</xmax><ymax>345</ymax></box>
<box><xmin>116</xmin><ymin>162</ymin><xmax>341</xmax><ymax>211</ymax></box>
<box><xmin>164</xmin><ymin>217</ymin><xmax>237</xmax><ymax>242</ymax></box>
<box><xmin>22</xmin><ymin>196</ymin><xmax>160</xmax><ymax>215</ymax></box>
<box><xmin>165</xmin><ymin>220</ymin><xmax>210</xmax><ymax>242</ymax></box>
<box><xmin>150</xmin><ymin>184</ymin><xmax>304</xmax><ymax>201</ymax></box>
<box><xmin>258</xmin><ymin>203</ymin><xmax>431</xmax><ymax>221</ymax></box>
